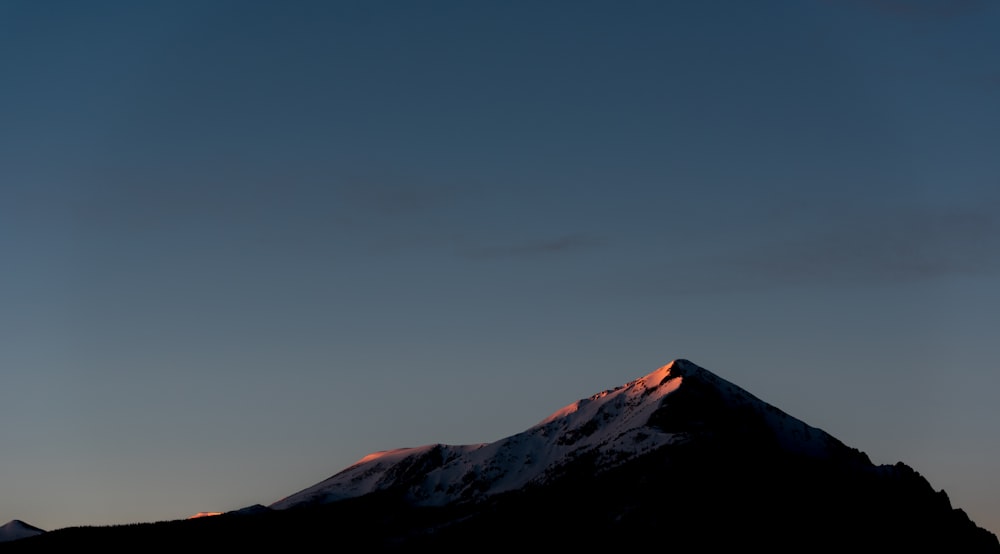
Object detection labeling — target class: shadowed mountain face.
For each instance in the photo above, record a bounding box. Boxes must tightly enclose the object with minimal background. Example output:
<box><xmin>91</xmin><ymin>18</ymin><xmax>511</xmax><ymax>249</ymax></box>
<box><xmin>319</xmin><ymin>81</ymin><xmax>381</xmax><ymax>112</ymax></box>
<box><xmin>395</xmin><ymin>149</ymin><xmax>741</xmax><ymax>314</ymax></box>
<box><xmin>6</xmin><ymin>360</ymin><xmax>999</xmax><ymax>551</ymax></box>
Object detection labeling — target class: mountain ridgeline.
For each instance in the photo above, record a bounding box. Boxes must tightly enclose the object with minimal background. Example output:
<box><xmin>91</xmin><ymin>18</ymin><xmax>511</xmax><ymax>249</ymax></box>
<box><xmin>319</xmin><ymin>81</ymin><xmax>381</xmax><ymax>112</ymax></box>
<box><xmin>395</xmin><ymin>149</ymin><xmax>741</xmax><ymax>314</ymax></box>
<box><xmin>6</xmin><ymin>359</ymin><xmax>998</xmax><ymax>551</ymax></box>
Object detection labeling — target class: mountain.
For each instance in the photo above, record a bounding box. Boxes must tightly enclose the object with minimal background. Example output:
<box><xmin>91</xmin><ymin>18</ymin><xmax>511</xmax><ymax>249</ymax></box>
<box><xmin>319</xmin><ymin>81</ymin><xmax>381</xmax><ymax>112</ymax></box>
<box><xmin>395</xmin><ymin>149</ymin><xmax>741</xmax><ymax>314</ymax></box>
<box><xmin>271</xmin><ymin>359</ymin><xmax>862</xmax><ymax>511</ymax></box>
<box><xmin>0</xmin><ymin>521</ymin><xmax>44</xmax><ymax>543</ymax></box>
<box><xmin>261</xmin><ymin>358</ymin><xmax>999</xmax><ymax>550</ymax></box>
<box><xmin>5</xmin><ymin>359</ymin><xmax>998</xmax><ymax>551</ymax></box>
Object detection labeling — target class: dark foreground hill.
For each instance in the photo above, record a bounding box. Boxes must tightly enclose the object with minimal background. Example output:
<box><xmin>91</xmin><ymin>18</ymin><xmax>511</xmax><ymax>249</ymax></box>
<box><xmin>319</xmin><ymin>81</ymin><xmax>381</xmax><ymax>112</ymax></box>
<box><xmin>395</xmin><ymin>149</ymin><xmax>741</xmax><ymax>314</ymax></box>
<box><xmin>6</xmin><ymin>359</ymin><xmax>998</xmax><ymax>551</ymax></box>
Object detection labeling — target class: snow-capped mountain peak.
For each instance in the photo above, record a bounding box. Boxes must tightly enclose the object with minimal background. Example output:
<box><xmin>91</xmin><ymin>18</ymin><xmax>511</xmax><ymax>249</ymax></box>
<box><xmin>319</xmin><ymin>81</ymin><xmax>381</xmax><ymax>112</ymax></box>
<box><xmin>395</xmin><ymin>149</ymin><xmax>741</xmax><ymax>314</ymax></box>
<box><xmin>271</xmin><ymin>358</ymin><xmax>851</xmax><ymax>512</ymax></box>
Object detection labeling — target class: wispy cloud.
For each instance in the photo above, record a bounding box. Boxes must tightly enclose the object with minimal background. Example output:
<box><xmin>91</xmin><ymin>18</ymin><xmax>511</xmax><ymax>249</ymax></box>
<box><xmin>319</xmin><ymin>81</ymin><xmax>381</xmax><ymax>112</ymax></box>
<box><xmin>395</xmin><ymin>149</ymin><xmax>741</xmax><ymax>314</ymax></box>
<box><xmin>741</xmin><ymin>203</ymin><xmax>1000</xmax><ymax>285</ymax></box>
<box><xmin>635</xmin><ymin>200</ymin><xmax>1000</xmax><ymax>295</ymax></box>
<box><xmin>326</xmin><ymin>176</ymin><xmax>607</xmax><ymax>261</ymax></box>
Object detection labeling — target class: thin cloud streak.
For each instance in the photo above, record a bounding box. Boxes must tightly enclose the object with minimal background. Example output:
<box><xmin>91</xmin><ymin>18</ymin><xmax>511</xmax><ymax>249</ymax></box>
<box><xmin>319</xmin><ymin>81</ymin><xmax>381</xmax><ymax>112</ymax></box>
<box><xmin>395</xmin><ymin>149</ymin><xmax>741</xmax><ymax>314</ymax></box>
<box><xmin>632</xmin><ymin>202</ymin><xmax>1000</xmax><ymax>296</ymax></box>
<box><xmin>326</xmin><ymin>178</ymin><xmax>606</xmax><ymax>261</ymax></box>
<box><xmin>745</xmin><ymin>204</ymin><xmax>1000</xmax><ymax>284</ymax></box>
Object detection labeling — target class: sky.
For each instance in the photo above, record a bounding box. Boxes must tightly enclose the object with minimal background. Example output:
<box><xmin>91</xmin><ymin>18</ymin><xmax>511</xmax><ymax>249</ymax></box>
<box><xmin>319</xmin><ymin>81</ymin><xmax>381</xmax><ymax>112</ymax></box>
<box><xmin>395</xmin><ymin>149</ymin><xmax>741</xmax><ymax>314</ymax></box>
<box><xmin>1</xmin><ymin>0</ymin><xmax>999</xmax><ymax>537</ymax></box>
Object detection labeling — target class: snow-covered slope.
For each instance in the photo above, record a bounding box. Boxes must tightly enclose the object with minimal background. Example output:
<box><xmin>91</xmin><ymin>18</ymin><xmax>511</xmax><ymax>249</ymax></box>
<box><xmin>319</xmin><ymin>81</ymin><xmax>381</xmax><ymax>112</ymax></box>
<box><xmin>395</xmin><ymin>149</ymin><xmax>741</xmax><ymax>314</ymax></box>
<box><xmin>271</xmin><ymin>359</ymin><xmax>856</xmax><ymax>511</ymax></box>
<box><xmin>0</xmin><ymin>520</ymin><xmax>45</xmax><ymax>543</ymax></box>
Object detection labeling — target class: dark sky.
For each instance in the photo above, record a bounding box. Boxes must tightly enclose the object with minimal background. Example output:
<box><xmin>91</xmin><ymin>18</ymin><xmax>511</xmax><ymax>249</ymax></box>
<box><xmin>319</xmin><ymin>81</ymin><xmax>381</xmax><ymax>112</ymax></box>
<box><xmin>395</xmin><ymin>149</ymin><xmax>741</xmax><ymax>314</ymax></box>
<box><xmin>2</xmin><ymin>0</ymin><xmax>999</xmax><ymax>535</ymax></box>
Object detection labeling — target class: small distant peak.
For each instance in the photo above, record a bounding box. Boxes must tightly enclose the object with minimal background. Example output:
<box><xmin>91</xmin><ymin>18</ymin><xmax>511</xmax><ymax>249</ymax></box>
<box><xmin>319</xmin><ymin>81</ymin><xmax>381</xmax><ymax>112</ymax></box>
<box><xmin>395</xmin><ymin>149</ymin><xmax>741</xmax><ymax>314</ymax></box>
<box><xmin>2</xmin><ymin>520</ymin><xmax>44</xmax><ymax>532</ymax></box>
<box><xmin>0</xmin><ymin>519</ymin><xmax>45</xmax><ymax>543</ymax></box>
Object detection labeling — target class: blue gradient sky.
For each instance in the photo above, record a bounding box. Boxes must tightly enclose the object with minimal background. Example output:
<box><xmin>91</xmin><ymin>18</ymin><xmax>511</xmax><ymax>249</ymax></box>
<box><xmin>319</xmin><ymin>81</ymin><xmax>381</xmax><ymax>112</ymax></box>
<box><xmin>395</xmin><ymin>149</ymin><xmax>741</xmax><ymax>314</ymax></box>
<box><xmin>2</xmin><ymin>0</ymin><xmax>999</xmax><ymax>535</ymax></box>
